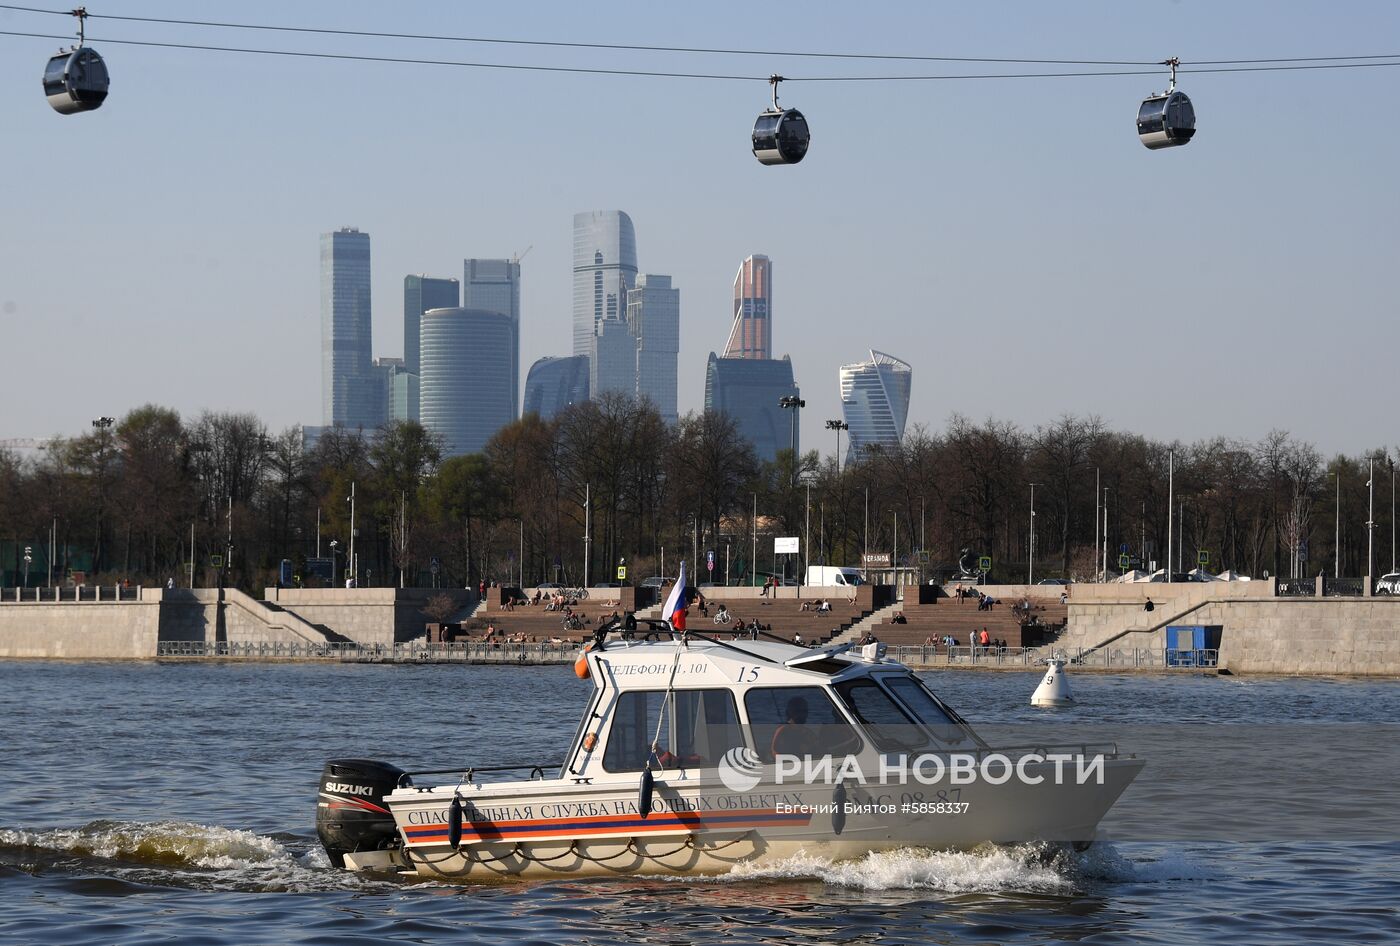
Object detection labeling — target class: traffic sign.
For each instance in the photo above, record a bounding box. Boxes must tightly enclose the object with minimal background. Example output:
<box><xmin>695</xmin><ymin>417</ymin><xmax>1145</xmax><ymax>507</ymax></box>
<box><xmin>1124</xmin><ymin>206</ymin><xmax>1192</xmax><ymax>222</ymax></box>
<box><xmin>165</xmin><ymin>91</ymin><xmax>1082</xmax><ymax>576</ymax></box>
<box><xmin>1198</xmin><ymin>550</ymin><xmax>1210</xmax><ymax>566</ymax></box>
<box><xmin>1120</xmin><ymin>543</ymin><xmax>1130</xmax><ymax>554</ymax></box>
<box><xmin>209</xmin><ymin>554</ymin><xmax>223</xmax><ymax>568</ymax></box>
<box><xmin>1119</xmin><ymin>553</ymin><xmax>1131</xmax><ymax>570</ymax></box>
<box><xmin>616</xmin><ymin>565</ymin><xmax>627</xmax><ymax>580</ymax></box>
<box><xmin>706</xmin><ymin>549</ymin><xmax>715</xmax><ymax>572</ymax></box>
<box><xmin>430</xmin><ymin>557</ymin><xmax>441</xmax><ymax>575</ymax></box>
<box><xmin>977</xmin><ymin>555</ymin><xmax>992</xmax><ymax>572</ymax></box>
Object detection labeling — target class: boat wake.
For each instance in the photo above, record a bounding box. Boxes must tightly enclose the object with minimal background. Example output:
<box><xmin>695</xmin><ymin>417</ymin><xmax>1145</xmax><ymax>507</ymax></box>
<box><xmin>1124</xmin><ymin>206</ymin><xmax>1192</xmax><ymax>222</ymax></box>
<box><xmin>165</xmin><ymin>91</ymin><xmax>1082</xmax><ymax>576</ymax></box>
<box><xmin>695</xmin><ymin>842</ymin><xmax>1215</xmax><ymax>893</ymax></box>
<box><xmin>0</xmin><ymin>820</ymin><xmax>401</xmax><ymax>893</ymax></box>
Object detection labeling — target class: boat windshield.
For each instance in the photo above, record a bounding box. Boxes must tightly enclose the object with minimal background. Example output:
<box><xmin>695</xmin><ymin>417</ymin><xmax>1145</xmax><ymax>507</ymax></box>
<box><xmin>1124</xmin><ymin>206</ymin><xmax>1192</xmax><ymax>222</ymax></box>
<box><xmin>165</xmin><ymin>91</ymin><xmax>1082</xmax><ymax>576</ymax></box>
<box><xmin>834</xmin><ymin>679</ymin><xmax>928</xmax><ymax>753</ymax></box>
<box><xmin>877</xmin><ymin>674</ymin><xmax>970</xmax><ymax>746</ymax></box>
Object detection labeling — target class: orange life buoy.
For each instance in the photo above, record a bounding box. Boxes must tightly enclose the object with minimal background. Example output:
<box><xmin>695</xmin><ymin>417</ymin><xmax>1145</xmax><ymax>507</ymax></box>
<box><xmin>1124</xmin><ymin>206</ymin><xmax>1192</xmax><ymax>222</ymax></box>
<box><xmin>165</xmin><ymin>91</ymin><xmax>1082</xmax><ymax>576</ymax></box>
<box><xmin>574</xmin><ymin>643</ymin><xmax>593</xmax><ymax>679</ymax></box>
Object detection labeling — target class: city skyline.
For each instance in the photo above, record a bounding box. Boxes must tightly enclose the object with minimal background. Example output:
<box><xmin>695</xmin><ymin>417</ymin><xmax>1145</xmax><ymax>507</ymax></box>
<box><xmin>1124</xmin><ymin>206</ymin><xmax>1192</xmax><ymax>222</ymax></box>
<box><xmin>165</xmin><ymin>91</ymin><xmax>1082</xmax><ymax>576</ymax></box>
<box><xmin>5</xmin><ymin>2</ymin><xmax>1399</xmax><ymax>457</ymax></box>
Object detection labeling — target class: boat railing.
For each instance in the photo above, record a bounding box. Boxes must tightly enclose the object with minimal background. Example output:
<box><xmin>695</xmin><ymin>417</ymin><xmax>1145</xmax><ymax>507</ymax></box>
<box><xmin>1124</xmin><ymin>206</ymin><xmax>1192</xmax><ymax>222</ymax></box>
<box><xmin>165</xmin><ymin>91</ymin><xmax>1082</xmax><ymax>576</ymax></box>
<box><xmin>963</xmin><ymin>741</ymin><xmax>1128</xmax><ymax>761</ymax></box>
<box><xmin>155</xmin><ymin>640</ymin><xmax>581</xmax><ymax>662</ymax></box>
<box><xmin>396</xmin><ymin>762</ymin><xmax>563</xmax><ymax>788</ymax></box>
<box><xmin>888</xmin><ymin>644</ymin><xmax>1218</xmax><ymax>670</ymax></box>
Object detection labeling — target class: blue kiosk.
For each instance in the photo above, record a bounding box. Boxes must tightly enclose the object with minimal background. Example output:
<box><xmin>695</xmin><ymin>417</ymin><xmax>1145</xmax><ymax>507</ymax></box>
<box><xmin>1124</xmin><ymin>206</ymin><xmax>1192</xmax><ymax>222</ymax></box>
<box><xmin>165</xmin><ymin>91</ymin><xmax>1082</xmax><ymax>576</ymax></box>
<box><xmin>1166</xmin><ymin>625</ymin><xmax>1223</xmax><ymax>667</ymax></box>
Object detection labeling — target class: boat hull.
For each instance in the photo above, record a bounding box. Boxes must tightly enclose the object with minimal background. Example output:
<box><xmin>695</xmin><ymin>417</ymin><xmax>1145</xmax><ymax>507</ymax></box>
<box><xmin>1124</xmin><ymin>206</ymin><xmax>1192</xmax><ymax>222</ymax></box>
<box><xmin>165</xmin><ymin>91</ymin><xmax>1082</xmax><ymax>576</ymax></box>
<box><xmin>378</xmin><ymin>756</ymin><xmax>1144</xmax><ymax>880</ymax></box>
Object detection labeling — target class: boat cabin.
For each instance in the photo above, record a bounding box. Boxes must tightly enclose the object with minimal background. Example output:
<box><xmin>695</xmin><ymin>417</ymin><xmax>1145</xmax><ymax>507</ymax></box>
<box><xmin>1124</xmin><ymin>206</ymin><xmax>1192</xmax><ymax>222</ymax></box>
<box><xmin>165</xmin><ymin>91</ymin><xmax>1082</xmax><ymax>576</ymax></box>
<box><xmin>563</xmin><ymin>634</ymin><xmax>980</xmax><ymax>783</ymax></box>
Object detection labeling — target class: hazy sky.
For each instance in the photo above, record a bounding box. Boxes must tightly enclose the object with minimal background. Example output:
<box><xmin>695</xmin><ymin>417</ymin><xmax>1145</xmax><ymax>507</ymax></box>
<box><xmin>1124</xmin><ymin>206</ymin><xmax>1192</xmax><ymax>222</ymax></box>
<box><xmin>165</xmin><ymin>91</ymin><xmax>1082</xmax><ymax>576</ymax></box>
<box><xmin>3</xmin><ymin>1</ymin><xmax>1397</xmax><ymax>456</ymax></box>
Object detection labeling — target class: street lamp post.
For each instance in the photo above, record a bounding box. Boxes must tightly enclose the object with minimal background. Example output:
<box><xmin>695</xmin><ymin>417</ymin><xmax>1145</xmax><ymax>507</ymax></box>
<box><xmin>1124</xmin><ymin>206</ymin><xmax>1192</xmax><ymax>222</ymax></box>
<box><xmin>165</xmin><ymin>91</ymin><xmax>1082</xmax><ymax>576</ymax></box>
<box><xmin>804</xmin><ymin>479</ymin><xmax>811</xmax><ymax>589</ymax></box>
<box><xmin>751</xmin><ymin>493</ymin><xmax>758</xmax><ymax>588</ymax></box>
<box><xmin>825</xmin><ymin>419</ymin><xmax>848</xmax><ymax>476</ymax></box>
<box><xmin>1331</xmin><ymin>470</ymin><xmax>1340</xmax><ymax>579</ymax></box>
<box><xmin>1028</xmin><ymin>484</ymin><xmax>1038</xmax><ymax>584</ymax></box>
<box><xmin>1367</xmin><ymin>456</ymin><xmax>1376</xmax><ymax>586</ymax></box>
<box><xmin>23</xmin><ymin>546</ymin><xmax>32</xmax><ymax>589</ymax></box>
<box><xmin>779</xmin><ymin>396</ymin><xmax>805</xmax><ymax>488</ymax></box>
<box><xmin>347</xmin><ymin>480</ymin><xmax>357</xmax><ymax>588</ymax></box>
<box><xmin>1102</xmin><ymin>487</ymin><xmax>1111</xmax><ymax>581</ymax></box>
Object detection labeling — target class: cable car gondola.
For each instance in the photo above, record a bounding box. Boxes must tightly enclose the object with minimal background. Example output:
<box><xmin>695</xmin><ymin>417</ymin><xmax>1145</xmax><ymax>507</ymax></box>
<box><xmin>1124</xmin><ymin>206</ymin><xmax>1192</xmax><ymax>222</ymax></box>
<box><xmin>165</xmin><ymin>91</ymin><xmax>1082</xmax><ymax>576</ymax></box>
<box><xmin>42</xmin><ymin>7</ymin><xmax>109</xmax><ymax>115</ymax></box>
<box><xmin>1137</xmin><ymin>58</ymin><xmax>1194</xmax><ymax>150</ymax></box>
<box><xmin>752</xmin><ymin>75</ymin><xmax>809</xmax><ymax>166</ymax></box>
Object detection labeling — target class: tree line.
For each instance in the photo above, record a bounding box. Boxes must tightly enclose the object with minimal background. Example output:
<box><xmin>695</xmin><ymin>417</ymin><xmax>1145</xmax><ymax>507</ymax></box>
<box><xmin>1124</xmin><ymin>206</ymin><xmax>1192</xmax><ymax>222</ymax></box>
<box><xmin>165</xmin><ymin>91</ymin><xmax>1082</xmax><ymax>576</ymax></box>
<box><xmin>0</xmin><ymin>401</ymin><xmax>1394</xmax><ymax>590</ymax></box>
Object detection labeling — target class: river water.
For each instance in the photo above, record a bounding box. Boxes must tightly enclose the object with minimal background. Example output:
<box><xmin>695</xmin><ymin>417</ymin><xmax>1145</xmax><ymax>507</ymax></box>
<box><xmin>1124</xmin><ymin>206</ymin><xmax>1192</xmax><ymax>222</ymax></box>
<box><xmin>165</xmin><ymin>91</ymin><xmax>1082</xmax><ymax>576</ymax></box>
<box><xmin>1</xmin><ymin>661</ymin><xmax>1397</xmax><ymax>945</ymax></box>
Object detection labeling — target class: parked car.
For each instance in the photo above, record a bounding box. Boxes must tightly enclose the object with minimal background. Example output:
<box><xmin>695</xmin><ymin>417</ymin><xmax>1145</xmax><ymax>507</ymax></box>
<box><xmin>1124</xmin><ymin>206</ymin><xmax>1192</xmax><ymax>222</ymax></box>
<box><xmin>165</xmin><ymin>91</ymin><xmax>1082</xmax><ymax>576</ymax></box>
<box><xmin>1036</xmin><ymin>578</ymin><xmax>1071</xmax><ymax>586</ymax></box>
<box><xmin>641</xmin><ymin>576</ymin><xmax>673</xmax><ymax>589</ymax></box>
<box><xmin>1375</xmin><ymin>573</ymin><xmax>1400</xmax><ymax>595</ymax></box>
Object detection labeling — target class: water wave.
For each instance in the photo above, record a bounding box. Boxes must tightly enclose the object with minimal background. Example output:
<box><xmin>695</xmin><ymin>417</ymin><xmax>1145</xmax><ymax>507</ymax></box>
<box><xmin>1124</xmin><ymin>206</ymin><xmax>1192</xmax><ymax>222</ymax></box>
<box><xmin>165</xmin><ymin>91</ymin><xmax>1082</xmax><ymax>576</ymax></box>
<box><xmin>687</xmin><ymin>842</ymin><xmax>1215</xmax><ymax>893</ymax></box>
<box><xmin>0</xmin><ymin>819</ymin><xmax>396</xmax><ymax>893</ymax></box>
<box><xmin>700</xmin><ymin>844</ymin><xmax>1075</xmax><ymax>893</ymax></box>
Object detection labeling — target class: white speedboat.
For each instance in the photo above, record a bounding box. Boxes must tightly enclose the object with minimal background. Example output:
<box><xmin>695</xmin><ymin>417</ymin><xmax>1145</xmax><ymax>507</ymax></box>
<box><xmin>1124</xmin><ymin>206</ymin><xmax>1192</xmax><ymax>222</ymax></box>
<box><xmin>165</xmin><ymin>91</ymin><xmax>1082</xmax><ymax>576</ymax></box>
<box><xmin>317</xmin><ymin>621</ymin><xmax>1142</xmax><ymax>880</ymax></box>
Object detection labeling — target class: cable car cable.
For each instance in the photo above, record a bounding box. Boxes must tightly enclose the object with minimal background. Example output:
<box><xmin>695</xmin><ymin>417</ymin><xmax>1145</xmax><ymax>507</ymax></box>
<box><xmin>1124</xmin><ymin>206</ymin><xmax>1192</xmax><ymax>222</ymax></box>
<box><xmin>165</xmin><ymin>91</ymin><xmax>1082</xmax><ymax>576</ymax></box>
<box><xmin>1</xmin><ymin>3</ymin><xmax>1397</xmax><ymax>70</ymax></box>
<box><xmin>4</xmin><ymin>28</ymin><xmax>1397</xmax><ymax>84</ymax></box>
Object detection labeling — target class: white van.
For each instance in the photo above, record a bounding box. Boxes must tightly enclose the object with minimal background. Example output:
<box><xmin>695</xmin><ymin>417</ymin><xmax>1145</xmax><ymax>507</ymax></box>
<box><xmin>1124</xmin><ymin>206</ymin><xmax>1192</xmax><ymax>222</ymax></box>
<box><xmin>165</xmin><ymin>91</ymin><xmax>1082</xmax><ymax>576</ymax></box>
<box><xmin>805</xmin><ymin>566</ymin><xmax>866</xmax><ymax>587</ymax></box>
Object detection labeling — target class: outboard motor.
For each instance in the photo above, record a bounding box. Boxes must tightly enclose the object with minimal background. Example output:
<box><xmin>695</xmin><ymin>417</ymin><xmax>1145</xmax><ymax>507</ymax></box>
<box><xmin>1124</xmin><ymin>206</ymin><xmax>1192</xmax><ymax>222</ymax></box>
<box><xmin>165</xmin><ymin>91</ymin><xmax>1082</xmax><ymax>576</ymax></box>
<box><xmin>316</xmin><ymin>759</ymin><xmax>408</xmax><ymax>868</ymax></box>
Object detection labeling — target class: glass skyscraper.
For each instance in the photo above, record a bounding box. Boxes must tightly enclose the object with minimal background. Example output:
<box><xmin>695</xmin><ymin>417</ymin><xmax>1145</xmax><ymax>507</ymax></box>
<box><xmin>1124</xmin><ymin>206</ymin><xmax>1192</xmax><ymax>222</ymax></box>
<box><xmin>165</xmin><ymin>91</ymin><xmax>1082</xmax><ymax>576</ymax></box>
<box><xmin>320</xmin><ymin>227</ymin><xmax>376</xmax><ymax>428</ymax></box>
<box><xmin>725</xmin><ymin>254</ymin><xmax>771</xmax><ymax>360</ymax></box>
<box><xmin>463</xmin><ymin>259</ymin><xmax>521</xmax><ymax>419</ymax></box>
<box><xmin>403</xmin><ymin>274</ymin><xmax>458</xmax><ymax>368</ymax></box>
<box><xmin>704</xmin><ymin>353</ymin><xmax>800</xmax><ymax>463</ymax></box>
<box><xmin>573</xmin><ymin>211</ymin><xmax>638</xmax><ymax>362</ymax></box>
<box><xmin>839</xmin><ymin>350</ymin><xmax>913</xmax><ymax>463</ymax></box>
<box><xmin>591</xmin><ymin>317</ymin><xmax>636</xmax><ymax>398</ymax></box>
<box><xmin>523</xmin><ymin>355</ymin><xmax>590</xmax><ymax>420</ymax></box>
<box><xmin>626</xmin><ymin>274</ymin><xmax>680</xmax><ymax>424</ymax></box>
<box><xmin>420</xmin><ymin>308</ymin><xmax>518</xmax><ymax>457</ymax></box>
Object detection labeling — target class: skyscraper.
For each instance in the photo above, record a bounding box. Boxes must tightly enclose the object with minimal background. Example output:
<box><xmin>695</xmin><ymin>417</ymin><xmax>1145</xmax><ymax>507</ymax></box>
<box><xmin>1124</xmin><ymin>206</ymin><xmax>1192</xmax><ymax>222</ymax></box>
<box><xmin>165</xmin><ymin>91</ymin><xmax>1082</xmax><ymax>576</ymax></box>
<box><xmin>463</xmin><ymin>259</ymin><xmax>521</xmax><ymax>418</ymax></box>
<box><xmin>463</xmin><ymin>258</ymin><xmax>520</xmax><ymax>320</ymax></box>
<box><xmin>573</xmin><ymin>211</ymin><xmax>638</xmax><ymax>360</ymax></box>
<box><xmin>420</xmin><ymin>308</ymin><xmax>518</xmax><ymax>457</ymax></box>
<box><xmin>591</xmin><ymin>317</ymin><xmax>636</xmax><ymax>398</ymax></box>
<box><xmin>320</xmin><ymin>227</ymin><xmax>376</xmax><ymax>428</ymax></box>
<box><xmin>725</xmin><ymin>254</ymin><xmax>771</xmax><ymax>360</ymax></box>
<box><xmin>403</xmin><ymin>276</ymin><xmax>458</xmax><ymax>372</ymax></box>
<box><xmin>626</xmin><ymin>274</ymin><xmax>680</xmax><ymax>424</ymax></box>
<box><xmin>704</xmin><ymin>353</ymin><xmax>800</xmax><ymax>463</ymax></box>
<box><xmin>839</xmin><ymin>350</ymin><xmax>913</xmax><ymax>463</ymax></box>
<box><xmin>524</xmin><ymin>355</ymin><xmax>590</xmax><ymax>420</ymax></box>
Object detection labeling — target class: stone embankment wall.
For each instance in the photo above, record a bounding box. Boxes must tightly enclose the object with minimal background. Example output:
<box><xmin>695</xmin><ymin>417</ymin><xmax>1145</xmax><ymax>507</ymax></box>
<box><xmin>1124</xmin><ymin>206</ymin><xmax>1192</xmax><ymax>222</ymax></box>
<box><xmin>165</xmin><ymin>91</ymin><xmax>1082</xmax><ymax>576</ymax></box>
<box><xmin>0</xmin><ymin>587</ymin><xmax>476</xmax><ymax>658</ymax></box>
<box><xmin>264</xmin><ymin>588</ymin><xmax>475</xmax><ymax>645</ymax></box>
<box><xmin>0</xmin><ymin>596</ymin><xmax>161</xmax><ymax>658</ymax></box>
<box><xmin>1058</xmin><ymin>581</ymin><xmax>1264</xmax><ymax>652</ymax></box>
<box><xmin>1055</xmin><ymin>580</ymin><xmax>1400</xmax><ymax>675</ymax></box>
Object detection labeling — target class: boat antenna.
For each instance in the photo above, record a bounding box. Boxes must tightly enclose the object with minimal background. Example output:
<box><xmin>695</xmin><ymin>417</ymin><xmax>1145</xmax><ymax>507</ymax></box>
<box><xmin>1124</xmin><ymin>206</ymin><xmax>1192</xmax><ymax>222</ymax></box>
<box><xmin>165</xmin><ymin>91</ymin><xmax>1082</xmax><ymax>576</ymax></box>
<box><xmin>639</xmin><ymin>636</ymin><xmax>686</xmax><ymax>818</ymax></box>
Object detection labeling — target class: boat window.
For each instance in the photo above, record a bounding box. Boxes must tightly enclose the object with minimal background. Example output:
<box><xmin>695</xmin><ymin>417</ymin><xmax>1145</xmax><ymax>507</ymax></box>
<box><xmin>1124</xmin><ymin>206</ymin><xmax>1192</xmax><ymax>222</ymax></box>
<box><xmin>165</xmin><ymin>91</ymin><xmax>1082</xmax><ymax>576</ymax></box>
<box><xmin>601</xmin><ymin>689</ymin><xmax>744</xmax><ymax>772</ymax></box>
<box><xmin>878</xmin><ymin>675</ymin><xmax>968</xmax><ymax>746</ymax></box>
<box><xmin>834</xmin><ymin>679</ymin><xmax>928</xmax><ymax>753</ymax></box>
<box><xmin>744</xmin><ymin>686</ymin><xmax>863</xmax><ymax>762</ymax></box>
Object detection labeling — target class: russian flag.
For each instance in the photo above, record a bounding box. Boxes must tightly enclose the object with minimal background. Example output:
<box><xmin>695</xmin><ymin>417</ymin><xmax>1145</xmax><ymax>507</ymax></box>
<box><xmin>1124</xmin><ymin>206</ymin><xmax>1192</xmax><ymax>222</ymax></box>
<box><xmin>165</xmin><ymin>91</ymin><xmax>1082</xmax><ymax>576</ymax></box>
<box><xmin>662</xmin><ymin>559</ymin><xmax>689</xmax><ymax>630</ymax></box>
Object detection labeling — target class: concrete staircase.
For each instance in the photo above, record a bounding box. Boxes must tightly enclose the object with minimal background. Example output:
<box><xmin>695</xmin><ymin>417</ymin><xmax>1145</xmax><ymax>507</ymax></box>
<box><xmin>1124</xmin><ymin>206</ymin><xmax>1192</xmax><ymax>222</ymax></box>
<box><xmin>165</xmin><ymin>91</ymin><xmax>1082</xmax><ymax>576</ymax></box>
<box><xmin>225</xmin><ymin>590</ymin><xmax>345</xmax><ymax>644</ymax></box>
<box><xmin>825</xmin><ymin>602</ymin><xmax>903</xmax><ymax>645</ymax></box>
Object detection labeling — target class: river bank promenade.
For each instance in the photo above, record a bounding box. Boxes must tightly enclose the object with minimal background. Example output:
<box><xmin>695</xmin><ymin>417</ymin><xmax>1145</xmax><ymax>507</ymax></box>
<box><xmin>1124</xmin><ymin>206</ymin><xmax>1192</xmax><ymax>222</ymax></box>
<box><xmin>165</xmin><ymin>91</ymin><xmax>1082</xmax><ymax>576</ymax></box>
<box><xmin>1</xmin><ymin>579</ymin><xmax>1397</xmax><ymax>675</ymax></box>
